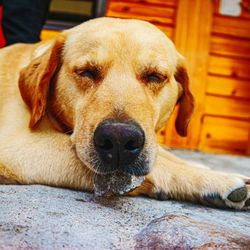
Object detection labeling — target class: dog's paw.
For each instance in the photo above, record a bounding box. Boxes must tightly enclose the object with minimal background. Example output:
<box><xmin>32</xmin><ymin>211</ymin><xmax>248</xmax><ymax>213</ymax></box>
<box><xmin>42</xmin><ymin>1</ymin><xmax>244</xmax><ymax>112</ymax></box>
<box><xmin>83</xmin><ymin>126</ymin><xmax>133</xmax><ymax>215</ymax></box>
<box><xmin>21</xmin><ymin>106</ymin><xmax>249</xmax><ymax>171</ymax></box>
<box><xmin>201</xmin><ymin>177</ymin><xmax>250</xmax><ymax>210</ymax></box>
<box><xmin>153</xmin><ymin>189</ymin><xmax>170</xmax><ymax>201</ymax></box>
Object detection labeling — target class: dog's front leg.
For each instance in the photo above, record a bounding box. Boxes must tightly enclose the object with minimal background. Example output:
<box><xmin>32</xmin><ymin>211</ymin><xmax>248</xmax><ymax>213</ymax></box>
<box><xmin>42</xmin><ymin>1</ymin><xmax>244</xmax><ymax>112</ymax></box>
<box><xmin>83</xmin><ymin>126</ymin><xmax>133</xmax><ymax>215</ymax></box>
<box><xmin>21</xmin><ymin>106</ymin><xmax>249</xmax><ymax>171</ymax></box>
<box><xmin>0</xmin><ymin>163</ymin><xmax>20</xmax><ymax>184</ymax></box>
<box><xmin>0</xmin><ymin>131</ymin><xmax>94</xmax><ymax>190</ymax></box>
<box><xmin>129</xmin><ymin>147</ymin><xmax>250</xmax><ymax>210</ymax></box>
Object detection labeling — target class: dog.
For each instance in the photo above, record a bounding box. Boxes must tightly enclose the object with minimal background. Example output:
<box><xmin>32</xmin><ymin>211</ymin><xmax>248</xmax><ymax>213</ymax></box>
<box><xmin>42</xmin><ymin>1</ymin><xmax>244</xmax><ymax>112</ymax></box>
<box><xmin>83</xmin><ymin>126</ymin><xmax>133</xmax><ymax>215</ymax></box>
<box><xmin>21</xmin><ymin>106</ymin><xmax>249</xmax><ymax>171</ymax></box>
<box><xmin>0</xmin><ymin>17</ymin><xmax>249</xmax><ymax>209</ymax></box>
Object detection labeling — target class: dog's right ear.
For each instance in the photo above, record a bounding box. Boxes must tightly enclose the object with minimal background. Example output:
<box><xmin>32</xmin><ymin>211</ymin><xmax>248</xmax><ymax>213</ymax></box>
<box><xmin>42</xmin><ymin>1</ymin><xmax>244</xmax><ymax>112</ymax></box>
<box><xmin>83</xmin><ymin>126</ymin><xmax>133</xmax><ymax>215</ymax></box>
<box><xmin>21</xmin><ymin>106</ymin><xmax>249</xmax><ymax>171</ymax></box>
<box><xmin>19</xmin><ymin>34</ymin><xmax>66</xmax><ymax>128</ymax></box>
<box><xmin>174</xmin><ymin>54</ymin><xmax>195</xmax><ymax>137</ymax></box>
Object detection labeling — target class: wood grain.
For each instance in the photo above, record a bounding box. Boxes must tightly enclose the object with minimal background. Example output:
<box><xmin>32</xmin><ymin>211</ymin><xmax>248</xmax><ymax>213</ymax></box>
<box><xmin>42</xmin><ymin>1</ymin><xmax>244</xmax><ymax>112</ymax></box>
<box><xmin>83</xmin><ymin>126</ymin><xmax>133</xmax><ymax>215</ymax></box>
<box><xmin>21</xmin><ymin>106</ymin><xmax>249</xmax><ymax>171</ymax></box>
<box><xmin>111</xmin><ymin>0</ymin><xmax>177</xmax><ymax>8</ymax></box>
<box><xmin>165</xmin><ymin>0</ymin><xmax>213</xmax><ymax>148</ymax></box>
<box><xmin>106</xmin><ymin>2</ymin><xmax>176</xmax><ymax>26</ymax></box>
<box><xmin>41</xmin><ymin>30</ymin><xmax>59</xmax><ymax>41</ymax></box>
<box><xmin>200</xmin><ymin>116</ymin><xmax>249</xmax><ymax>155</ymax></box>
<box><xmin>208</xmin><ymin>55</ymin><xmax>250</xmax><ymax>79</ymax></box>
<box><xmin>212</xmin><ymin>16</ymin><xmax>250</xmax><ymax>39</ymax></box>
<box><xmin>205</xmin><ymin>95</ymin><xmax>250</xmax><ymax>119</ymax></box>
<box><xmin>210</xmin><ymin>35</ymin><xmax>250</xmax><ymax>59</ymax></box>
<box><xmin>206</xmin><ymin>75</ymin><xmax>250</xmax><ymax>99</ymax></box>
<box><xmin>156</xmin><ymin>24</ymin><xmax>174</xmax><ymax>39</ymax></box>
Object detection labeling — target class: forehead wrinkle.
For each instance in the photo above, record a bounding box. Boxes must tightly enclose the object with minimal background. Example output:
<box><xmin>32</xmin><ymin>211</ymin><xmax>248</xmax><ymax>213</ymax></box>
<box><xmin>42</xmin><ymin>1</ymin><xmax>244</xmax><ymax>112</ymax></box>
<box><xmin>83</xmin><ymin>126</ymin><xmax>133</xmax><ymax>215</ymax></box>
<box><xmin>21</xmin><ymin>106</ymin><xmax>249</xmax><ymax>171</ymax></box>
<box><xmin>63</xmin><ymin>38</ymin><xmax>100</xmax><ymax>64</ymax></box>
<box><xmin>135</xmin><ymin>35</ymin><xmax>177</xmax><ymax>71</ymax></box>
<box><xmin>93</xmin><ymin>30</ymin><xmax>139</xmax><ymax>64</ymax></box>
<box><xmin>112</xmin><ymin>29</ymin><xmax>178</xmax><ymax>73</ymax></box>
<box><xmin>65</xmin><ymin>43</ymin><xmax>113</xmax><ymax>71</ymax></box>
<box><xmin>64</xmin><ymin>31</ymin><xmax>130</xmax><ymax>68</ymax></box>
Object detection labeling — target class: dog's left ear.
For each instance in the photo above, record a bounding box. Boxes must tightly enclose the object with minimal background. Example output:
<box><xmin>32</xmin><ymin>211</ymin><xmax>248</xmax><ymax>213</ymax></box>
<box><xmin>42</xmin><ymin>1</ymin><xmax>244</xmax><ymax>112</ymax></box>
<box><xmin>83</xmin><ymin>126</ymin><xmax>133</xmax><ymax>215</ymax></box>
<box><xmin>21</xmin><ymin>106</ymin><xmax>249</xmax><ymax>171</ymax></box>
<box><xmin>19</xmin><ymin>34</ymin><xmax>66</xmax><ymax>128</ymax></box>
<box><xmin>174</xmin><ymin>54</ymin><xmax>195</xmax><ymax>137</ymax></box>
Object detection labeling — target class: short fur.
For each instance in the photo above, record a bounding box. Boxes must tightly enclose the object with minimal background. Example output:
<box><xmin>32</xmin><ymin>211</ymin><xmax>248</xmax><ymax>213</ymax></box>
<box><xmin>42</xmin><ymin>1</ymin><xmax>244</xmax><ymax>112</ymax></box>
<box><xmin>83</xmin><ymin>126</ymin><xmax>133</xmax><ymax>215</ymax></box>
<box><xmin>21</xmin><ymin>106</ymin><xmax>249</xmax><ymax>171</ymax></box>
<box><xmin>0</xmin><ymin>18</ymin><xmax>249</xmax><ymax>209</ymax></box>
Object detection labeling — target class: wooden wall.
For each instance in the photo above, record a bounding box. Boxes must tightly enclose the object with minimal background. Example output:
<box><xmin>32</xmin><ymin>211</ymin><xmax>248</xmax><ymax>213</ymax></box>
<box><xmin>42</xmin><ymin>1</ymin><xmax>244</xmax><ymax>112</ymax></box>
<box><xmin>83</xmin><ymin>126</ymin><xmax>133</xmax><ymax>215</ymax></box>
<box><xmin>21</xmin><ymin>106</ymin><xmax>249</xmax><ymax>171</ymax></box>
<box><xmin>200</xmin><ymin>0</ymin><xmax>250</xmax><ymax>155</ymax></box>
<box><xmin>106</xmin><ymin>0</ymin><xmax>178</xmax><ymax>40</ymax></box>
<box><xmin>106</xmin><ymin>0</ymin><xmax>250</xmax><ymax>155</ymax></box>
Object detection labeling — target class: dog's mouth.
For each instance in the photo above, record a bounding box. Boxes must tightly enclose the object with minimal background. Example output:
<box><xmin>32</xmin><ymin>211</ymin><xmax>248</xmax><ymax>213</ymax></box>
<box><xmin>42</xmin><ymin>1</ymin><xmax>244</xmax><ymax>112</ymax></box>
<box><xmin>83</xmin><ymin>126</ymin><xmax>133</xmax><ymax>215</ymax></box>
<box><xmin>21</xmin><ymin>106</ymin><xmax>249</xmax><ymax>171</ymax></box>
<box><xmin>91</xmin><ymin>145</ymin><xmax>150</xmax><ymax>197</ymax></box>
<box><xmin>75</xmin><ymin>118</ymin><xmax>153</xmax><ymax>197</ymax></box>
<box><xmin>90</xmin><ymin>143</ymin><xmax>150</xmax><ymax>196</ymax></box>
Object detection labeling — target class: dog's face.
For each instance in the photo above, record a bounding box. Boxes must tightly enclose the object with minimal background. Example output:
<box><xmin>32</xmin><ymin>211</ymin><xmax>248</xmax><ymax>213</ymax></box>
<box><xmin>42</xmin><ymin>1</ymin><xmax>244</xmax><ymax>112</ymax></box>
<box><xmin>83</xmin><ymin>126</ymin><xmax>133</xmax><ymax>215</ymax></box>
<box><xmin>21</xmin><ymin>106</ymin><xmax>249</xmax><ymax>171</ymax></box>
<box><xmin>19</xmin><ymin>18</ymin><xmax>194</xmax><ymax>176</ymax></box>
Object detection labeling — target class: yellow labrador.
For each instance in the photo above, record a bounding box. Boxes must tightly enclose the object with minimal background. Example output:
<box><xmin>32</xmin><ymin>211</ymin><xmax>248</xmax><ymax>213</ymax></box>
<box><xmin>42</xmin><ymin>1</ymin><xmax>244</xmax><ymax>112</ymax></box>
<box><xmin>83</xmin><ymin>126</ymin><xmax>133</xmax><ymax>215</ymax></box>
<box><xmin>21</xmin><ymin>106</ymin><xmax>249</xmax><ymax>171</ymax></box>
<box><xmin>0</xmin><ymin>17</ymin><xmax>249</xmax><ymax>209</ymax></box>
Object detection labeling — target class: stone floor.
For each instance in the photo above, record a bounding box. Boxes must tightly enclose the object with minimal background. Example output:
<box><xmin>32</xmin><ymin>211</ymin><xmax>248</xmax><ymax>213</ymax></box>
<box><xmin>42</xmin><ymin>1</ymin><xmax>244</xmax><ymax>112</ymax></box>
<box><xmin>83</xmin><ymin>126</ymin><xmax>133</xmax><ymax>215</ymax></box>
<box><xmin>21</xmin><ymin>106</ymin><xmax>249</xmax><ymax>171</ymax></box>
<box><xmin>171</xmin><ymin>149</ymin><xmax>250</xmax><ymax>176</ymax></box>
<box><xmin>0</xmin><ymin>150</ymin><xmax>249</xmax><ymax>249</ymax></box>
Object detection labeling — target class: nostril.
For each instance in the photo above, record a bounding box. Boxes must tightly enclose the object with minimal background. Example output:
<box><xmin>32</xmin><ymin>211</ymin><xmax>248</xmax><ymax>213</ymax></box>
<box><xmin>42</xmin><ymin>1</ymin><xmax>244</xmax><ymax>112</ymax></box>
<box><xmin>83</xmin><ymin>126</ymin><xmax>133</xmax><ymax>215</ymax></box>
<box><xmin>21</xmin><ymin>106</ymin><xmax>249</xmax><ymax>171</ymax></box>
<box><xmin>98</xmin><ymin>139</ymin><xmax>113</xmax><ymax>151</ymax></box>
<box><xmin>124</xmin><ymin>140</ymin><xmax>140</xmax><ymax>151</ymax></box>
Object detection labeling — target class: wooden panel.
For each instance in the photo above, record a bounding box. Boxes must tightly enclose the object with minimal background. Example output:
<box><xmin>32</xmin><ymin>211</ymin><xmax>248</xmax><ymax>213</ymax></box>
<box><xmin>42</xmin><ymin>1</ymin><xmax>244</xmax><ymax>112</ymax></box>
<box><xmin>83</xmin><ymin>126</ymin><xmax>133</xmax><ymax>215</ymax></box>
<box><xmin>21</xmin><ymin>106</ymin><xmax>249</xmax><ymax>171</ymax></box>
<box><xmin>164</xmin><ymin>107</ymin><xmax>191</xmax><ymax>147</ymax></box>
<box><xmin>203</xmin><ymin>0</ymin><xmax>250</xmax><ymax>155</ymax></box>
<box><xmin>208</xmin><ymin>55</ymin><xmax>250</xmax><ymax>79</ymax></box>
<box><xmin>247</xmin><ymin>126</ymin><xmax>250</xmax><ymax>155</ymax></box>
<box><xmin>106</xmin><ymin>2</ymin><xmax>175</xmax><ymax>26</ymax></box>
<box><xmin>212</xmin><ymin>16</ymin><xmax>250</xmax><ymax>39</ymax></box>
<box><xmin>210</xmin><ymin>35</ymin><xmax>250</xmax><ymax>59</ymax></box>
<box><xmin>112</xmin><ymin>0</ymin><xmax>177</xmax><ymax>8</ymax></box>
<box><xmin>164</xmin><ymin>0</ymin><xmax>213</xmax><ymax>148</ymax></box>
<box><xmin>205</xmin><ymin>95</ymin><xmax>250</xmax><ymax>119</ymax></box>
<box><xmin>213</xmin><ymin>0</ymin><xmax>250</xmax><ymax>19</ymax></box>
<box><xmin>207</xmin><ymin>75</ymin><xmax>250</xmax><ymax>99</ymax></box>
<box><xmin>41</xmin><ymin>30</ymin><xmax>59</xmax><ymax>40</ymax></box>
<box><xmin>156</xmin><ymin>25</ymin><xmax>174</xmax><ymax>39</ymax></box>
<box><xmin>200</xmin><ymin>116</ymin><xmax>249</xmax><ymax>155</ymax></box>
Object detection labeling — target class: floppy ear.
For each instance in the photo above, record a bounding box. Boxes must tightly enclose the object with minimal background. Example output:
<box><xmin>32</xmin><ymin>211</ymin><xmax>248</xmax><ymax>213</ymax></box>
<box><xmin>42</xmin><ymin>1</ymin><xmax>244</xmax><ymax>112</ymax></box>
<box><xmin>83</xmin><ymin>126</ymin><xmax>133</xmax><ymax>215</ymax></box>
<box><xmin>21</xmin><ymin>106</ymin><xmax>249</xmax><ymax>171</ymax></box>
<box><xmin>18</xmin><ymin>35</ymin><xmax>65</xmax><ymax>128</ymax></box>
<box><xmin>174</xmin><ymin>55</ymin><xmax>195</xmax><ymax>137</ymax></box>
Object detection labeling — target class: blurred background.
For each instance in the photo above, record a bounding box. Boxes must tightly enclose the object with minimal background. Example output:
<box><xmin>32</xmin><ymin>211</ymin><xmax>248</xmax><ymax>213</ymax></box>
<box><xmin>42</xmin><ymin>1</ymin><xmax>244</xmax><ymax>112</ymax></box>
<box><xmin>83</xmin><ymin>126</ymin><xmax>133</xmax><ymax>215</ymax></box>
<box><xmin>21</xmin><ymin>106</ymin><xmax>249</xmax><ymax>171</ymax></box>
<box><xmin>1</xmin><ymin>0</ymin><xmax>250</xmax><ymax>156</ymax></box>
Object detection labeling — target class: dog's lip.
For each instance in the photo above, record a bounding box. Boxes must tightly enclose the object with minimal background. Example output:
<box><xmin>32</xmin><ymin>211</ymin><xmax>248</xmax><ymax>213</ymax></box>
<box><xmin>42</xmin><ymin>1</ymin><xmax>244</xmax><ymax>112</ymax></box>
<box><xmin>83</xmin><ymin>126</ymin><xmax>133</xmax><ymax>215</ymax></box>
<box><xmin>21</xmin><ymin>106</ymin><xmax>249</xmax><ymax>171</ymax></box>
<box><xmin>90</xmin><ymin>158</ymin><xmax>150</xmax><ymax>177</ymax></box>
<box><xmin>92</xmin><ymin>168</ymin><xmax>149</xmax><ymax>177</ymax></box>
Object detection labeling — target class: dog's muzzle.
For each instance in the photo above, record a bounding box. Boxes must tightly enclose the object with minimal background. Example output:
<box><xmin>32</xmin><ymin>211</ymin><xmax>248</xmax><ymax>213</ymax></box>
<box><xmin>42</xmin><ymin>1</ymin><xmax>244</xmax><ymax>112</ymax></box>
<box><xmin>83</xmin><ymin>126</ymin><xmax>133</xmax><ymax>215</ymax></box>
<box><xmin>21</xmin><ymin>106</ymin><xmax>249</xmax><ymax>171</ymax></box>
<box><xmin>94</xmin><ymin>119</ymin><xmax>145</xmax><ymax>174</ymax></box>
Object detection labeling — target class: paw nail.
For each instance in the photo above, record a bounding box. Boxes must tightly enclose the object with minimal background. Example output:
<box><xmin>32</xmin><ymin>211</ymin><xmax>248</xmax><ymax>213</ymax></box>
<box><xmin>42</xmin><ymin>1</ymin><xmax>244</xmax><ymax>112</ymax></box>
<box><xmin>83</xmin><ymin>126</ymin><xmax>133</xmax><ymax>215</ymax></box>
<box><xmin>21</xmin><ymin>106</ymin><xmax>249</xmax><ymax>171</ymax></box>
<box><xmin>227</xmin><ymin>187</ymin><xmax>247</xmax><ymax>202</ymax></box>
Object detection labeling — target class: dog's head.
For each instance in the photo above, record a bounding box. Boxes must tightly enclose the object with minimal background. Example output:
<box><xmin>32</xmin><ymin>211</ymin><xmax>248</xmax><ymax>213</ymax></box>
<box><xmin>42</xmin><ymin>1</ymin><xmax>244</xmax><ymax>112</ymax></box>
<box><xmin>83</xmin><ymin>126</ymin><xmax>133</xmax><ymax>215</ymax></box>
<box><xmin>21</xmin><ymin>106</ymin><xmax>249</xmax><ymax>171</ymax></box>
<box><xmin>19</xmin><ymin>18</ymin><xmax>194</xmax><ymax>176</ymax></box>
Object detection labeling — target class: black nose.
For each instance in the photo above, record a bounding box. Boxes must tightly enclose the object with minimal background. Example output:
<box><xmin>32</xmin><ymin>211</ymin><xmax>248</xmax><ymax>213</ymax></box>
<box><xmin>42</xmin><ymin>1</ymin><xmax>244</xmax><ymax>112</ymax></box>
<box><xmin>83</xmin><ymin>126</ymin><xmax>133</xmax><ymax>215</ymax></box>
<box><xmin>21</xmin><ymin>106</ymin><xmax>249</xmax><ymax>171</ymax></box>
<box><xmin>94</xmin><ymin>120</ymin><xmax>145</xmax><ymax>171</ymax></box>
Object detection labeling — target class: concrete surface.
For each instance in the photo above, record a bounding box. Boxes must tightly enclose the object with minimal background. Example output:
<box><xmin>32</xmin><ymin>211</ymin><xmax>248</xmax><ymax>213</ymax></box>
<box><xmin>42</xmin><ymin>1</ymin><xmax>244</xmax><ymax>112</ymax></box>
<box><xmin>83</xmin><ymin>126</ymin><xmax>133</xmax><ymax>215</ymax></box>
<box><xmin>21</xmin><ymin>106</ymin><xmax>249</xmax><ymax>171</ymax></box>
<box><xmin>0</xmin><ymin>150</ymin><xmax>250</xmax><ymax>249</ymax></box>
<box><xmin>172</xmin><ymin>149</ymin><xmax>250</xmax><ymax>176</ymax></box>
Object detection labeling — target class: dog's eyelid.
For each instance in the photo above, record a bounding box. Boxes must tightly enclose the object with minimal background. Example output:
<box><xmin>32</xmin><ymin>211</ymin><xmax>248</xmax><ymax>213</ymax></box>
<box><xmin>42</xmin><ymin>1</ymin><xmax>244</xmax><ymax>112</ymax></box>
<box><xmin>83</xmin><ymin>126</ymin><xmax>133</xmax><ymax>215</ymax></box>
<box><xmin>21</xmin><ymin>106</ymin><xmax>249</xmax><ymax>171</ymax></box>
<box><xmin>73</xmin><ymin>60</ymin><xmax>102</xmax><ymax>71</ymax></box>
<box><xmin>74</xmin><ymin>65</ymin><xmax>102</xmax><ymax>81</ymax></box>
<box><xmin>141</xmin><ymin>71</ymin><xmax>169</xmax><ymax>84</ymax></box>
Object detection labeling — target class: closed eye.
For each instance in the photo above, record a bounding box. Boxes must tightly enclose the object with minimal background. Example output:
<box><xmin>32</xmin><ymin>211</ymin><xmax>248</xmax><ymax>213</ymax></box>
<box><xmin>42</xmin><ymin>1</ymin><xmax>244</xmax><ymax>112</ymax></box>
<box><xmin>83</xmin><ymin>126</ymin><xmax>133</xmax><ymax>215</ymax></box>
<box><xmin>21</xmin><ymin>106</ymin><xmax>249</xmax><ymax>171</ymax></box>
<box><xmin>145</xmin><ymin>73</ymin><xmax>162</xmax><ymax>83</ymax></box>
<box><xmin>76</xmin><ymin>67</ymin><xmax>101</xmax><ymax>81</ymax></box>
<box><xmin>142</xmin><ymin>71</ymin><xmax>168</xmax><ymax>84</ymax></box>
